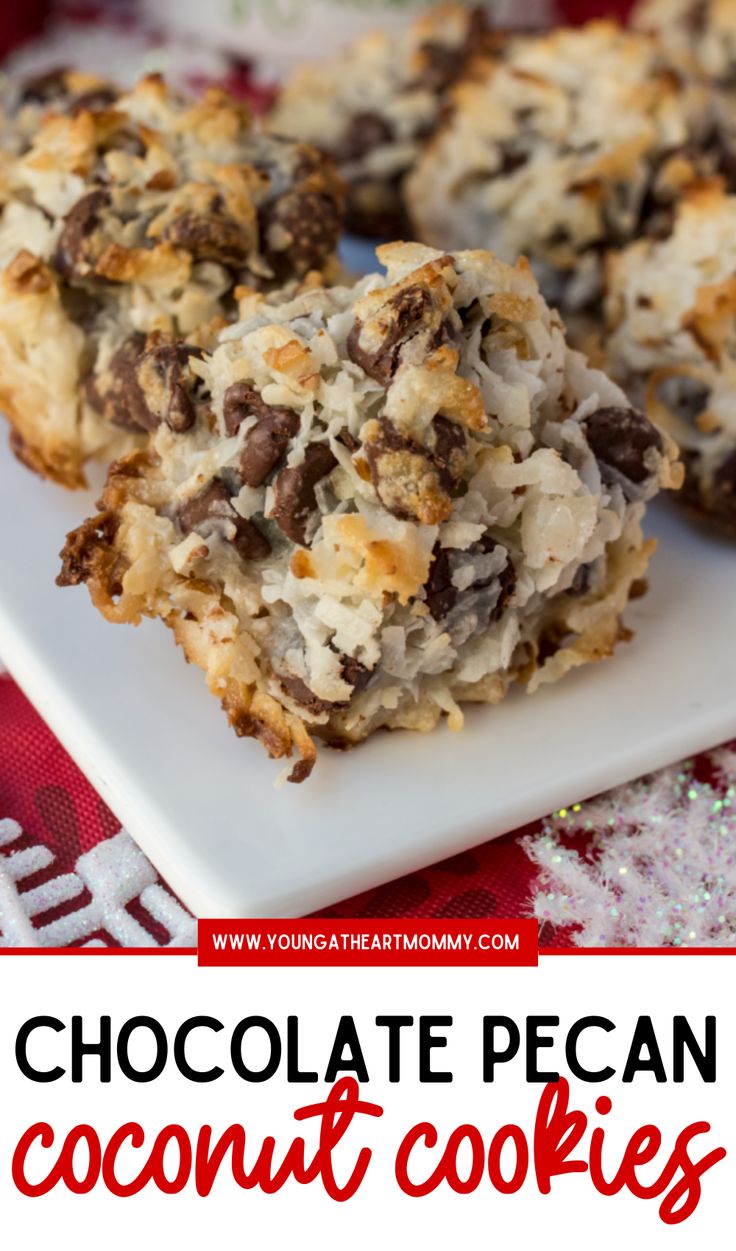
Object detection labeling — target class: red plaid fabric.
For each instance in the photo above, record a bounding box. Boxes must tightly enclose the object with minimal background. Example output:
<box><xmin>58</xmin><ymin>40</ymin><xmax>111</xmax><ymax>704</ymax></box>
<box><xmin>0</xmin><ymin>670</ymin><xmax>566</xmax><ymax>937</ymax></box>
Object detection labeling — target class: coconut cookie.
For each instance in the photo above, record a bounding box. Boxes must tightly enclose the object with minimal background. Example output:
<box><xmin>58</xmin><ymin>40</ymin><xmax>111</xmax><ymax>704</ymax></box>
<box><xmin>0</xmin><ymin>74</ymin><xmax>344</xmax><ymax>488</ymax></box>
<box><xmin>406</xmin><ymin>21</ymin><xmax>713</xmax><ymax>314</ymax></box>
<box><xmin>0</xmin><ymin>67</ymin><xmax>119</xmax><ymax>155</ymax></box>
<box><xmin>605</xmin><ymin>181</ymin><xmax>736</xmax><ymax>533</ymax></box>
<box><xmin>269</xmin><ymin>4</ymin><xmax>491</xmax><ymax>237</ymax></box>
<box><xmin>58</xmin><ymin>243</ymin><xmax>681</xmax><ymax>780</ymax></box>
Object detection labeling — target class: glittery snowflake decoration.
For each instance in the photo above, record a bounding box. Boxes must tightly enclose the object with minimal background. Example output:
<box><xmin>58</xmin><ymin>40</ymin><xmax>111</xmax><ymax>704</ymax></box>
<box><xmin>0</xmin><ymin>820</ymin><xmax>196</xmax><ymax>948</ymax></box>
<box><xmin>525</xmin><ymin>745</ymin><xmax>736</xmax><ymax>947</ymax></box>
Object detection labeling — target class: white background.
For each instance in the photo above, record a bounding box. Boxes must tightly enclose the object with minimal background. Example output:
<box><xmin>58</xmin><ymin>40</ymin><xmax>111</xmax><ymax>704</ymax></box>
<box><xmin>0</xmin><ymin>955</ymin><xmax>732</xmax><ymax>1249</ymax></box>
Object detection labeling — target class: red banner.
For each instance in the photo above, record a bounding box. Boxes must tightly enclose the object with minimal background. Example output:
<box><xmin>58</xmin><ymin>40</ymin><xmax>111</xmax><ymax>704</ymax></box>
<box><xmin>198</xmin><ymin>918</ymin><xmax>538</xmax><ymax>967</ymax></box>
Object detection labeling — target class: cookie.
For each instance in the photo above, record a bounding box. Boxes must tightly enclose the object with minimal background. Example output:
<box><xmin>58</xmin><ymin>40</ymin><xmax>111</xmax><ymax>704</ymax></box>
<box><xmin>0</xmin><ymin>67</ymin><xmax>117</xmax><ymax>155</ymax></box>
<box><xmin>633</xmin><ymin>0</ymin><xmax>736</xmax><ymax>86</ymax></box>
<box><xmin>58</xmin><ymin>243</ymin><xmax>681</xmax><ymax>781</ymax></box>
<box><xmin>0</xmin><ymin>74</ymin><xmax>344</xmax><ymax>488</ymax></box>
<box><xmin>406</xmin><ymin>21</ymin><xmax>713</xmax><ymax>314</ymax></box>
<box><xmin>269</xmin><ymin>3</ymin><xmax>491</xmax><ymax>237</ymax></box>
<box><xmin>605</xmin><ymin>180</ymin><xmax>736</xmax><ymax>533</ymax></box>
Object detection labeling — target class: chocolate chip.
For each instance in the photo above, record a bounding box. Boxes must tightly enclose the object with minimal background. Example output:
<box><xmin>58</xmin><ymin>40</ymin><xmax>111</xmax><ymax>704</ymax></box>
<box><xmin>97</xmin><ymin>124</ymin><xmax>146</xmax><ymax>159</ymax></box>
<box><xmin>84</xmin><ymin>332</ymin><xmax>150</xmax><ymax>431</ymax></box>
<box><xmin>177</xmin><ymin>479</ymin><xmax>270</xmax><ymax>560</ymax></box>
<box><xmin>270</xmin><ymin>442</ymin><xmax>337</xmax><ymax>545</ymax></box>
<box><xmin>278</xmin><ymin>673</ymin><xmax>335</xmax><ymax>715</ymax></box>
<box><xmin>280</xmin><ymin>650</ymin><xmax>371</xmax><ymax>714</ymax></box>
<box><xmin>60</xmin><ymin>285</ymin><xmax>105</xmax><ymax>332</ymax></box>
<box><xmin>347</xmin><ymin>283</ymin><xmax>435</xmax><ymax>384</ymax></box>
<box><xmin>222</xmin><ymin>383</ymin><xmax>300</xmax><ymax>486</ymax></box>
<box><xmin>68</xmin><ymin>87</ymin><xmax>118</xmax><ymax>115</ymax></box>
<box><xmin>17</xmin><ymin>69</ymin><xmax>117</xmax><ymax>116</ymax></box>
<box><xmin>424</xmin><ymin>539</ymin><xmax>516</xmax><ymax>623</ymax></box>
<box><xmin>135</xmin><ymin>342</ymin><xmax>205</xmax><ymax>433</ymax></box>
<box><xmin>429</xmin><ymin>416</ymin><xmax>466</xmax><ymax>492</ymax></box>
<box><xmin>425</xmin><ymin>545</ymin><xmax>456</xmax><ymax>620</ymax></box>
<box><xmin>339</xmin><ymin>652</ymin><xmax>372</xmax><ymax>696</ymax></box>
<box><xmin>415</xmin><ymin>7</ymin><xmax>489</xmax><ymax>92</ymax></box>
<box><xmin>583</xmin><ymin>407</ymin><xmax>663</xmax><ymax>493</ymax></box>
<box><xmin>53</xmin><ymin>189</ymin><xmax>111</xmax><ymax>282</ymax></box>
<box><xmin>335</xmin><ymin>112</ymin><xmax>395</xmax><ymax>164</ymax></box>
<box><xmin>498</xmin><ymin>145</ymin><xmax>529</xmax><ymax>177</ymax></box>
<box><xmin>263</xmin><ymin>190</ymin><xmax>342</xmax><ymax>280</ymax></box>
<box><xmin>163</xmin><ymin>208</ymin><xmax>250</xmax><ymax>268</ymax></box>
<box><xmin>19</xmin><ymin>68</ymin><xmax>71</xmax><ymax>105</ymax></box>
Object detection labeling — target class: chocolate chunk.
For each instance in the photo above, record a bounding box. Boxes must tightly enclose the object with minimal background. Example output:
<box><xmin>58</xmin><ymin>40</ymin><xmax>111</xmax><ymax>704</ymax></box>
<box><xmin>498</xmin><ymin>145</ymin><xmax>529</xmax><ymax>177</ymax></box>
<box><xmin>53</xmin><ymin>189</ymin><xmax>111</xmax><ymax>282</ymax></box>
<box><xmin>279</xmin><ymin>673</ymin><xmax>335</xmax><ymax>715</ymax></box>
<box><xmin>19</xmin><ymin>68</ymin><xmax>71</xmax><ymax>105</ymax></box>
<box><xmin>97</xmin><ymin>124</ymin><xmax>146</xmax><ymax>159</ymax></box>
<box><xmin>177</xmin><ymin>478</ymin><xmax>270</xmax><ymax>560</ymax></box>
<box><xmin>263</xmin><ymin>190</ymin><xmax>342</xmax><ymax>280</ymax></box>
<box><xmin>339</xmin><ymin>652</ymin><xmax>372</xmax><ymax>696</ymax></box>
<box><xmin>163</xmin><ymin>208</ymin><xmax>250</xmax><ymax>268</ymax></box>
<box><xmin>712</xmin><ymin>450</ymin><xmax>736</xmax><ymax>525</ymax></box>
<box><xmin>425</xmin><ymin>545</ymin><xmax>456</xmax><ymax>620</ymax></box>
<box><xmin>418</xmin><ymin>41</ymin><xmax>467</xmax><ymax>92</ymax></box>
<box><xmin>583</xmin><ymin>407</ymin><xmax>663</xmax><ymax>492</ymax></box>
<box><xmin>84</xmin><ymin>332</ymin><xmax>150</xmax><ymax>431</ymax></box>
<box><xmin>430</xmin><ymin>415</ymin><xmax>467</xmax><ymax>492</ymax></box>
<box><xmin>240</xmin><ymin>409</ymin><xmax>301</xmax><ymax>487</ymax></box>
<box><xmin>68</xmin><ymin>87</ymin><xmax>118</xmax><ymax>115</ymax></box>
<box><xmin>280</xmin><ymin>650</ymin><xmax>371</xmax><ymax>715</ymax></box>
<box><xmin>222</xmin><ymin>383</ymin><xmax>300</xmax><ymax>486</ymax></box>
<box><xmin>416</xmin><ymin>8</ymin><xmax>489</xmax><ymax>92</ymax></box>
<box><xmin>424</xmin><ymin>539</ymin><xmax>516</xmax><ymax>623</ymax></box>
<box><xmin>60</xmin><ymin>285</ymin><xmax>105</xmax><ymax>332</ymax></box>
<box><xmin>335</xmin><ymin>112</ymin><xmax>394</xmax><ymax>164</ymax></box>
<box><xmin>135</xmin><ymin>342</ymin><xmax>204</xmax><ymax>433</ymax></box>
<box><xmin>347</xmin><ymin>284</ymin><xmax>435</xmax><ymax>384</ymax></box>
<box><xmin>489</xmin><ymin>556</ymin><xmax>516</xmax><ymax>623</ymax></box>
<box><xmin>270</xmin><ymin>442</ymin><xmax>337</xmax><ymax>545</ymax></box>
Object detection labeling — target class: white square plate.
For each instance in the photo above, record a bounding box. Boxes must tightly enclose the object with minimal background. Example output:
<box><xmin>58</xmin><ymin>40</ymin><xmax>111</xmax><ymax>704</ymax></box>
<box><xmin>1</xmin><ymin>440</ymin><xmax>735</xmax><ymax>918</ymax></box>
<box><xmin>1</xmin><ymin>237</ymin><xmax>735</xmax><ymax>918</ymax></box>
